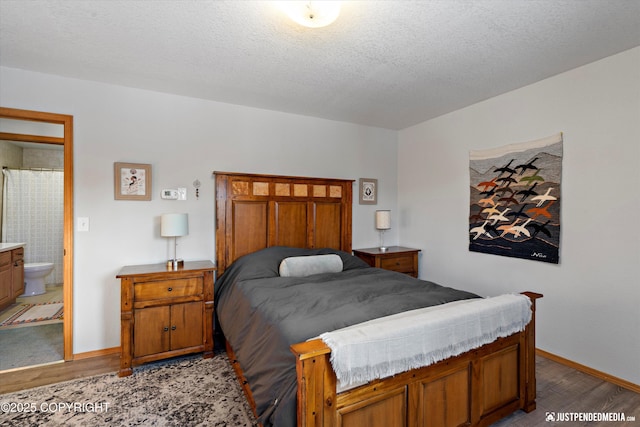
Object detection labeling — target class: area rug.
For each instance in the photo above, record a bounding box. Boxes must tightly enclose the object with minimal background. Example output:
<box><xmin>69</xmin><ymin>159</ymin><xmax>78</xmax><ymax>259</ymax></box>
<box><xmin>0</xmin><ymin>350</ymin><xmax>258</xmax><ymax>426</ymax></box>
<box><xmin>0</xmin><ymin>301</ymin><xmax>63</xmax><ymax>327</ymax></box>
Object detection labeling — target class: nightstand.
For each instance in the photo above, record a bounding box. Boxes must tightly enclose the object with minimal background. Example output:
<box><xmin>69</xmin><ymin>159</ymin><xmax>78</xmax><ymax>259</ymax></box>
<box><xmin>353</xmin><ymin>246</ymin><xmax>421</xmax><ymax>278</ymax></box>
<box><xmin>116</xmin><ymin>260</ymin><xmax>216</xmax><ymax>377</ymax></box>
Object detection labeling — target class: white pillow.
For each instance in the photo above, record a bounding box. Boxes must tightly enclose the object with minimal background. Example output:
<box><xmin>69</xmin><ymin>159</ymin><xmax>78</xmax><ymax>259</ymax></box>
<box><xmin>279</xmin><ymin>254</ymin><xmax>343</xmax><ymax>277</ymax></box>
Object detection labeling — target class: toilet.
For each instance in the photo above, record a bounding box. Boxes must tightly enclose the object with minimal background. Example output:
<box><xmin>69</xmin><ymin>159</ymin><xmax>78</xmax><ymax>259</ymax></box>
<box><xmin>23</xmin><ymin>262</ymin><xmax>54</xmax><ymax>296</ymax></box>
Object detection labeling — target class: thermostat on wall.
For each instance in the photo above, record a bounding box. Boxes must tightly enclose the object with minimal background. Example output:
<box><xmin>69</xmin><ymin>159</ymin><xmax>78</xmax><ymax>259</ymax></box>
<box><xmin>161</xmin><ymin>189</ymin><xmax>179</xmax><ymax>200</ymax></box>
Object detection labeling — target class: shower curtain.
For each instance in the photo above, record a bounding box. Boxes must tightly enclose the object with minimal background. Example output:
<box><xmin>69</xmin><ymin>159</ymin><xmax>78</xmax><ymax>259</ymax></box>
<box><xmin>2</xmin><ymin>169</ymin><xmax>64</xmax><ymax>285</ymax></box>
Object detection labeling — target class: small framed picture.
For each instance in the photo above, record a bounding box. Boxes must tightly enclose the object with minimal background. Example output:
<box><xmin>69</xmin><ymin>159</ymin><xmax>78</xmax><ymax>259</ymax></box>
<box><xmin>114</xmin><ymin>162</ymin><xmax>152</xmax><ymax>201</ymax></box>
<box><xmin>359</xmin><ymin>178</ymin><xmax>377</xmax><ymax>205</ymax></box>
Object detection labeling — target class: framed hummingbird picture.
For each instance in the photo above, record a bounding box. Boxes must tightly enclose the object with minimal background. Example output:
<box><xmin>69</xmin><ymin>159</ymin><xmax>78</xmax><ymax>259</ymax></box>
<box><xmin>114</xmin><ymin>162</ymin><xmax>152</xmax><ymax>201</ymax></box>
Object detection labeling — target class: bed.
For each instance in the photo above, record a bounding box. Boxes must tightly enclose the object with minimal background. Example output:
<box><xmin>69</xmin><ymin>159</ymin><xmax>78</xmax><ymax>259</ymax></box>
<box><xmin>214</xmin><ymin>171</ymin><xmax>541</xmax><ymax>427</ymax></box>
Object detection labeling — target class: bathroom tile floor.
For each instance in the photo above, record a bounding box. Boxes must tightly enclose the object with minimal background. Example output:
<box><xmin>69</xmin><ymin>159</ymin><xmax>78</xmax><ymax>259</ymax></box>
<box><xmin>0</xmin><ymin>285</ymin><xmax>64</xmax><ymax>371</ymax></box>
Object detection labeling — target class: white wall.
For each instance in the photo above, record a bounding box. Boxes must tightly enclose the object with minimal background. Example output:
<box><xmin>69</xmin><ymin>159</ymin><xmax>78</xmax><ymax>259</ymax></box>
<box><xmin>398</xmin><ymin>47</ymin><xmax>640</xmax><ymax>385</ymax></box>
<box><xmin>3</xmin><ymin>46</ymin><xmax>637</xmax><ymax>385</ymax></box>
<box><xmin>0</xmin><ymin>67</ymin><xmax>398</xmax><ymax>354</ymax></box>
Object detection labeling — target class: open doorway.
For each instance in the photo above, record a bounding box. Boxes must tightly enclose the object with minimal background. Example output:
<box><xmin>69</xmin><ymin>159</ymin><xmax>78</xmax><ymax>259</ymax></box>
<box><xmin>0</xmin><ymin>107</ymin><xmax>73</xmax><ymax>370</ymax></box>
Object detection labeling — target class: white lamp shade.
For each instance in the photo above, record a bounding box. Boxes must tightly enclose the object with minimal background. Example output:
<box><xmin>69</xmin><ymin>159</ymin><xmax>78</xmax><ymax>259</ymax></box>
<box><xmin>375</xmin><ymin>210</ymin><xmax>391</xmax><ymax>230</ymax></box>
<box><xmin>161</xmin><ymin>213</ymin><xmax>189</xmax><ymax>237</ymax></box>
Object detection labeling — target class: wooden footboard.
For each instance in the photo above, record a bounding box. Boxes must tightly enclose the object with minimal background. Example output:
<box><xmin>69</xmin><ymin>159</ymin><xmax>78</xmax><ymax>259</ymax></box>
<box><xmin>291</xmin><ymin>292</ymin><xmax>542</xmax><ymax>427</ymax></box>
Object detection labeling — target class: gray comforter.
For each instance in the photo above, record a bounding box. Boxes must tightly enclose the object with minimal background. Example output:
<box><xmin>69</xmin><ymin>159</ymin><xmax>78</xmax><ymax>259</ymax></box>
<box><xmin>215</xmin><ymin>246</ymin><xmax>479</xmax><ymax>427</ymax></box>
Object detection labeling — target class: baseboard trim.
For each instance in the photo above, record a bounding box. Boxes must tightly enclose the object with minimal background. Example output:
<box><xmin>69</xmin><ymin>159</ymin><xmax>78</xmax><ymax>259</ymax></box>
<box><xmin>537</xmin><ymin>348</ymin><xmax>640</xmax><ymax>394</ymax></box>
<box><xmin>73</xmin><ymin>346</ymin><xmax>120</xmax><ymax>360</ymax></box>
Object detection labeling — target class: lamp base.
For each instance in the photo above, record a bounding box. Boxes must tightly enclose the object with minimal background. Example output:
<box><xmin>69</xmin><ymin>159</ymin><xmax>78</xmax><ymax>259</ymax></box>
<box><xmin>166</xmin><ymin>259</ymin><xmax>185</xmax><ymax>270</ymax></box>
<box><xmin>378</xmin><ymin>229</ymin><xmax>388</xmax><ymax>253</ymax></box>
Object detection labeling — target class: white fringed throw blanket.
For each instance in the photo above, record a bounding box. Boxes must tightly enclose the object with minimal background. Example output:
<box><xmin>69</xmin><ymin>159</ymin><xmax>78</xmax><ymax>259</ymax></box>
<box><xmin>320</xmin><ymin>293</ymin><xmax>532</xmax><ymax>387</ymax></box>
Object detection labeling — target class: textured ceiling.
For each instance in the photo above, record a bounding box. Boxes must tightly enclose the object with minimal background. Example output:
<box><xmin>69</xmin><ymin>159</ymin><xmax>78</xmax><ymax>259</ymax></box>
<box><xmin>1</xmin><ymin>1</ymin><xmax>639</xmax><ymax>130</ymax></box>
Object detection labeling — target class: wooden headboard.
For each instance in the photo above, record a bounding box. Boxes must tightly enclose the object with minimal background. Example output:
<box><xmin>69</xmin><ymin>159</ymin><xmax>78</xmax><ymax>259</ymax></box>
<box><xmin>214</xmin><ymin>172</ymin><xmax>354</xmax><ymax>274</ymax></box>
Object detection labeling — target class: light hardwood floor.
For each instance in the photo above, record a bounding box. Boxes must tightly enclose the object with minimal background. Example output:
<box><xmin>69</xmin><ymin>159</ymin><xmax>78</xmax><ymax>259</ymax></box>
<box><xmin>1</xmin><ymin>352</ymin><xmax>638</xmax><ymax>425</ymax></box>
<box><xmin>0</xmin><ymin>353</ymin><xmax>119</xmax><ymax>395</ymax></box>
<box><xmin>493</xmin><ymin>355</ymin><xmax>639</xmax><ymax>426</ymax></box>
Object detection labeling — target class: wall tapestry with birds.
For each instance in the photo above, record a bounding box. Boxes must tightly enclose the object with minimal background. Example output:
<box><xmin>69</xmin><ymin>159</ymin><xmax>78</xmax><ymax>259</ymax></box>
<box><xmin>469</xmin><ymin>133</ymin><xmax>563</xmax><ymax>264</ymax></box>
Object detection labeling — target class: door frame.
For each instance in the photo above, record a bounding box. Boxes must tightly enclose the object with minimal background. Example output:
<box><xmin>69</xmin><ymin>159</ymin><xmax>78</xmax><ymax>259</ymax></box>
<box><xmin>0</xmin><ymin>106</ymin><xmax>74</xmax><ymax>361</ymax></box>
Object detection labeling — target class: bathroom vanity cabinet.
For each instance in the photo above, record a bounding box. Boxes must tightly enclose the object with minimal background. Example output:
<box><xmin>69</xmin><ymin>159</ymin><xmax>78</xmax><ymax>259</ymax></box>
<box><xmin>116</xmin><ymin>260</ymin><xmax>215</xmax><ymax>377</ymax></box>
<box><xmin>0</xmin><ymin>245</ymin><xmax>25</xmax><ymax>311</ymax></box>
<box><xmin>0</xmin><ymin>252</ymin><xmax>11</xmax><ymax>309</ymax></box>
<box><xmin>12</xmin><ymin>248</ymin><xmax>25</xmax><ymax>298</ymax></box>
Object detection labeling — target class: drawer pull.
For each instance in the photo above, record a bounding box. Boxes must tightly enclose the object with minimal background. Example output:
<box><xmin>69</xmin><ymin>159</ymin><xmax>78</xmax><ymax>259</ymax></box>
<box><xmin>163</xmin><ymin>327</ymin><xmax>169</xmax><ymax>332</ymax></box>
<box><xmin>171</xmin><ymin>325</ymin><xmax>177</xmax><ymax>331</ymax></box>
<box><xmin>167</xmin><ymin>287</ymin><xmax>173</xmax><ymax>292</ymax></box>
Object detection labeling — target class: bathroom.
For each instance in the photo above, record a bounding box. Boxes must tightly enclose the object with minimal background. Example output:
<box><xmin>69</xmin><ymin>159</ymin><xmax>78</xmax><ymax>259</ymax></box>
<box><xmin>0</xmin><ymin>134</ymin><xmax>64</xmax><ymax>370</ymax></box>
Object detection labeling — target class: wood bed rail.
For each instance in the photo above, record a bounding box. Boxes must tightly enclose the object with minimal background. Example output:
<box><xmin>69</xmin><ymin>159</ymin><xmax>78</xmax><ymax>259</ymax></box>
<box><xmin>291</xmin><ymin>291</ymin><xmax>543</xmax><ymax>427</ymax></box>
<box><xmin>521</xmin><ymin>291</ymin><xmax>543</xmax><ymax>412</ymax></box>
<box><xmin>291</xmin><ymin>340</ymin><xmax>336</xmax><ymax>427</ymax></box>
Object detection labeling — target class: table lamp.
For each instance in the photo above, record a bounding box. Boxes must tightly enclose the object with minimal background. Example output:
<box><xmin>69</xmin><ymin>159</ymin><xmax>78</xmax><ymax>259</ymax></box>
<box><xmin>161</xmin><ymin>213</ymin><xmax>188</xmax><ymax>269</ymax></box>
<box><xmin>375</xmin><ymin>210</ymin><xmax>391</xmax><ymax>252</ymax></box>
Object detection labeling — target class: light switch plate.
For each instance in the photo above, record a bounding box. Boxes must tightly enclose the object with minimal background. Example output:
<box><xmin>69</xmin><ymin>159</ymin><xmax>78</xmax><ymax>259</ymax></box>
<box><xmin>77</xmin><ymin>217</ymin><xmax>90</xmax><ymax>232</ymax></box>
<box><xmin>177</xmin><ymin>187</ymin><xmax>187</xmax><ymax>201</ymax></box>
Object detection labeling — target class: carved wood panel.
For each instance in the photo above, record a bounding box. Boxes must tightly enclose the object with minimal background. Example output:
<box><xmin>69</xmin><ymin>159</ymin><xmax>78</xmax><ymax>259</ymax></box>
<box><xmin>230</xmin><ymin>201</ymin><xmax>268</xmax><ymax>262</ymax></box>
<box><xmin>314</xmin><ymin>202</ymin><xmax>342</xmax><ymax>249</ymax></box>
<box><xmin>419</xmin><ymin>364</ymin><xmax>470</xmax><ymax>427</ymax></box>
<box><xmin>215</xmin><ymin>172</ymin><xmax>353</xmax><ymax>273</ymax></box>
<box><xmin>273</xmin><ymin>201</ymin><xmax>308</xmax><ymax>248</ymax></box>
<box><xmin>338</xmin><ymin>387</ymin><xmax>407</xmax><ymax>427</ymax></box>
<box><xmin>480</xmin><ymin>344</ymin><xmax>520</xmax><ymax>415</ymax></box>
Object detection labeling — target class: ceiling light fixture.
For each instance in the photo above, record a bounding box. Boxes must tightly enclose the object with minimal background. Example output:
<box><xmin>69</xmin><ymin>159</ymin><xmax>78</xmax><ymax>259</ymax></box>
<box><xmin>278</xmin><ymin>1</ymin><xmax>341</xmax><ymax>28</ymax></box>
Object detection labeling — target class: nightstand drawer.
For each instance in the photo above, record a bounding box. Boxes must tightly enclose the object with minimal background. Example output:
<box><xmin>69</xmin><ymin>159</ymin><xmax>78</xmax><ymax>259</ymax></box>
<box><xmin>380</xmin><ymin>256</ymin><xmax>414</xmax><ymax>273</ymax></box>
<box><xmin>134</xmin><ymin>277</ymin><xmax>203</xmax><ymax>301</ymax></box>
<box><xmin>353</xmin><ymin>246</ymin><xmax>420</xmax><ymax>278</ymax></box>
